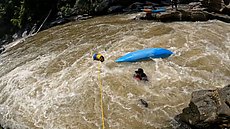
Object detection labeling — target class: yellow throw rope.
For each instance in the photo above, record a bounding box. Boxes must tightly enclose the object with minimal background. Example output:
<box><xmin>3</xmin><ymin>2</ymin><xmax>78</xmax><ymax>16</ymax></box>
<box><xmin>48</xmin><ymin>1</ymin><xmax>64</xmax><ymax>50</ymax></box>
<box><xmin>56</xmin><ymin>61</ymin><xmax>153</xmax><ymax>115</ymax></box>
<box><xmin>98</xmin><ymin>63</ymin><xmax>105</xmax><ymax>129</ymax></box>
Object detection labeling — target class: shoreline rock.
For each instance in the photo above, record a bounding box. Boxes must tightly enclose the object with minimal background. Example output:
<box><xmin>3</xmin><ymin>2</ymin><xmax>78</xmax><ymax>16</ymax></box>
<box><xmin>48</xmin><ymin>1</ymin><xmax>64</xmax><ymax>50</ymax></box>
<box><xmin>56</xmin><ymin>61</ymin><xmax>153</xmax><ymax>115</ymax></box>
<box><xmin>136</xmin><ymin>2</ymin><xmax>230</xmax><ymax>23</ymax></box>
<box><xmin>175</xmin><ymin>85</ymin><xmax>230</xmax><ymax>129</ymax></box>
<box><xmin>201</xmin><ymin>0</ymin><xmax>230</xmax><ymax>14</ymax></box>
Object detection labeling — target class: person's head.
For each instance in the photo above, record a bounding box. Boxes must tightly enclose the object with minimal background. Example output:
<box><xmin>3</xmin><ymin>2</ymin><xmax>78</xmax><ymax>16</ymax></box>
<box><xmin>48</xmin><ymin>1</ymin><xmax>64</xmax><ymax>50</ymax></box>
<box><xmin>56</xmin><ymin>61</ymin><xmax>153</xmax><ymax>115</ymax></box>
<box><xmin>135</xmin><ymin>68</ymin><xmax>144</xmax><ymax>74</ymax></box>
<box><xmin>99</xmin><ymin>56</ymin><xmax>104</xmax><ymax>62</ymax></box>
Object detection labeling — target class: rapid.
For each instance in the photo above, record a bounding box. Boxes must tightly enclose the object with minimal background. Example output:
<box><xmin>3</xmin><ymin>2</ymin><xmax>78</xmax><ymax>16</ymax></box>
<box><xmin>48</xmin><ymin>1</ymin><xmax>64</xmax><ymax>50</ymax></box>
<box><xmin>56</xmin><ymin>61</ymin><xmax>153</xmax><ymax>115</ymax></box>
<box><xmin>0</xmin><ymin>14</ymin><xmax>230</xmax><ymax>129</ymax></box>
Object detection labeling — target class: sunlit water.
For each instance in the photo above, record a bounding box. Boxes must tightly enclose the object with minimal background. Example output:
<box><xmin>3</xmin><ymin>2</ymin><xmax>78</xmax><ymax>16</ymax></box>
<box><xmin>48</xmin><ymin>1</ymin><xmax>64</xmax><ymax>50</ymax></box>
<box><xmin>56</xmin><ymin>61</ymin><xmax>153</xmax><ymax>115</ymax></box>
<box><xmin>0</xmin><ymin>14</ymin><xmax>229</xmax><ymax>129</ymax></box>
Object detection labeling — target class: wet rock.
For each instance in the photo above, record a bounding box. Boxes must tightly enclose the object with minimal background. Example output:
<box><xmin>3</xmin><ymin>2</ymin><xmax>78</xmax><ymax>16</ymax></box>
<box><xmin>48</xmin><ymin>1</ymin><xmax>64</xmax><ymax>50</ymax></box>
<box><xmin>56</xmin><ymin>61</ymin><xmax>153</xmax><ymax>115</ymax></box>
<box><xmin>188</xmin><ymin>2</ymin><xmax>204</xmax><ymax>11</ymax></box>
<box><xmin>154</xmin><ymin>10</ymin><xmax>209</xmax><ymax>22</ymax></box>
<box><xmin>50</xmin><ymin>18</ymin><xmax>70</xmax><ymax>27</ymax></box>
<box><xmin>107</xmin><ymin>5</ymin><xmax>124</xmax><ymax>13</ymax></box>
<box><xmin>205</xmin><ymin>11</ymin><xmax>230</xmax><ymax>23</ymax></box>
<box><xmin>128</xmin><ymin>2</ymin><xmax>144</xmax><ymax>11</ymax></box>
<box><xmin>175</xmin><ymin>85</ymin><xmax>230</xmax><ymax>129</ymax></box>
<box><xmin>67</xmin><ymin>14</ymin><xmax>93</xmax><ymax>21</ymax></box>
<box><xmin>190</xmin><ymin>11</ymin><xmax>208</xmax><ymax>21</ymax></box>
<box><xmin>223</xmin><ymin>5</ymin><xmax>230</xmax><ymax>14</ymax></box>
<box><xmin>0</xmin><ymin>34</ymin><xmax>12</xmax><ymax>46</ymax></box>
<box><xmin>22</xmin><ymin>30</ymin><xmax>28</xmax><ymax>38</ymax></box>
<box><xmin>136</xmin><ymin>2</ymin><xmax>229</xmax><ymax>22</ymax></box>
<box><xmin>0</xmin><ymin>46</ymin><xmax>5</xmax><ymax>54</ymax></box>
<box><xmin>135</xmin><ymin>1</ymin><xmax>230</xmax><ymax>22</ymax></box>
<box><xmin>49</xmin><ymin>14</ymin><xmax>93</xmax><ymax>27</ymax></box>
<box><xmin>155</xmin><ymin>11</ymin><xmax>180</xmax><ymax>22</ymax></box>
<box><xmin>201</xmin><ymin>0</ymin><xmax>230</xmax><ymax>15</ymax></box>
<box><xmin>133</xmin><ymin>12</ymin><xmax>147</xmax><ymax>20</ymax></box>
<box><xmin>145</xmin><ymin>12</ymin><xmax>155</xmax><ymax>20</ymax></box>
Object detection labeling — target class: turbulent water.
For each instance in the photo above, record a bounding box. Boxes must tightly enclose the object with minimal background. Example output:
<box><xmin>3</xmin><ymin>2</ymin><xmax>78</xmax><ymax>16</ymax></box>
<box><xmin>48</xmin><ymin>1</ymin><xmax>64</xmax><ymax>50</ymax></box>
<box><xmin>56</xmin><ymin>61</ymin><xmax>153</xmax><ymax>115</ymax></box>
<box><xmin>0</xmin><ymin>14</ymin><xmax>230</xmax><ymax>129</ymax></box>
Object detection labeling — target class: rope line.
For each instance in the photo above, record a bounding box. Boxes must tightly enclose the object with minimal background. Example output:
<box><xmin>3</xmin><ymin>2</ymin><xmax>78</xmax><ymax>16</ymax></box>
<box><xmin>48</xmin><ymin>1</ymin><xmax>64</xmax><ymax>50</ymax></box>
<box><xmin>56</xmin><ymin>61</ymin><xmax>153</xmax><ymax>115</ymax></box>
<box><xmin>98</xmin><ymin>63</ymin><xmax>105</xmax><ymax>129</ymax></box>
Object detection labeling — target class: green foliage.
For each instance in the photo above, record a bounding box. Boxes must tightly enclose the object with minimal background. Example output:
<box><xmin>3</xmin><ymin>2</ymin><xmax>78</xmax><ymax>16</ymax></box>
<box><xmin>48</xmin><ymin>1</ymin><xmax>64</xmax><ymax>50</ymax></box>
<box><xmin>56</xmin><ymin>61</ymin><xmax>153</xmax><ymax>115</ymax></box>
<box><xmin>10</xmin><ymin>0</ymin><xmax>26</xmax><ymax>28</ymax></box>
<box><xmin>10</xmin><ymin>19</ymin><xmax>21</xmax><ymax>28</ymax></box>
<box><xmin>0</xmin><ymin>0</ymin><xmax>23</xmax><ymax>26</ymax></box>
<box><xmin>0</xmin><ymin>0</ymin><xmax>61</xmax><ymax>37</ymax></box>
<box><xmin>1</xmin><ymin>0</ymin><xmax>85</xmax><ymax>28</ymax></box>
<box><xmin>60</xmin><ymin>4</ymin><xmax>72</xmax><ymax>17</ymax></box>
<box><xmin>0</xmin><ymin>0</ymin><xmax>59</xmax><ymax>29</ymax></box>
<box><xmin>57</xmin><ymin>0</ymin><xmax>77</xmax><ymax>17</ymax></box>
<box><xmin>0</xmin><ymin>3</ymin><xmax>5</xmax><ymax>19</ymax></box>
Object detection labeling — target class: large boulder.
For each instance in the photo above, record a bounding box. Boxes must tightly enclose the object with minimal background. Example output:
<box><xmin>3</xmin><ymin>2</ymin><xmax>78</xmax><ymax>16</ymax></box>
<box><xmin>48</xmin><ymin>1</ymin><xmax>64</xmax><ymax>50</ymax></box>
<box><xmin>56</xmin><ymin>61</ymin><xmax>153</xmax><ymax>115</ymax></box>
<box><xmin>201</xmin><ymin>0</ymin><xmax>230</xmax><ymax>15</ymax></box>
<box><xmin>175</xmin><ymin>85</ymin><xmax>230</xmax><ymax>129</ymax></box>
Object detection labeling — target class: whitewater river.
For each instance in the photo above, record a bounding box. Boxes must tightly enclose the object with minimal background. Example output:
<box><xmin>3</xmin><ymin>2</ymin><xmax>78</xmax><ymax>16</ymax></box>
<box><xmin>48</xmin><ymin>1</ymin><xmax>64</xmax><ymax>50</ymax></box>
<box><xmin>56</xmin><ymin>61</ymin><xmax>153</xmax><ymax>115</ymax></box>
<box><xmin>0</xmin><ymin>14</ymin><xmax>230</xmax><ymax>129</ymax></box>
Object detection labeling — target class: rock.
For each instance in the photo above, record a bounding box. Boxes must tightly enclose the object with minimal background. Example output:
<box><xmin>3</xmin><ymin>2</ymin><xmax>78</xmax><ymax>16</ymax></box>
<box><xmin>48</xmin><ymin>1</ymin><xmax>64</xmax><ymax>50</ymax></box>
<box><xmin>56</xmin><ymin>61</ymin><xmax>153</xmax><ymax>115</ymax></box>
<box><xmin>188</xmin><ymin>2</ymin><xmax>204</xmax><ymax>11</ymax></box>
<box><xmin>222</xmin><ymin>4</ymin><xmax>230</xmax><ymax>15</ymax></box>
<box><xmin>155</xmin><ymin>12</ymin><xmax>181</xmax><ymax>22</ymax></box>
<box><xmin>67</xmin><ymin>14</ymin><xmax>93</xmax><ymax>21</ymax></box>
<box><xmin>137</xmin><ymin>2</ymin><xmax>230</xmax><ymax>23</ymax></box>
<box><xmin>175</xmin><ymin>85</ymin><xmax>230</xmax><ymax>129</ymax></box>
<box><xmin>205</xmin><ymin>11</ymin><xmax>230</xmax><ymax>23</ymax></box>
<box><xmin>107</xmin><ymin>5</ymin><xmax>124</xmax><ymax>13</ymax></box>
<box><xmin>22</xmin><ymin>30</ymin><xmax>28</xmax><ymax>38</ymax></box>
<box><xmin>190</xmin><ymin>11</ymin><xmax>208</xmax><ymax>21</ymax></box>
<box><xmin>201</xmin><ymin>0</ymin><xmax>230</xmax><ymax>15</ymax></box>
<box><xmin>50</xmin><ymin>18</ymin><xmax>70</xmax><ymax>27</ymax></box>
<box><xmin>0</xmin><ymin>34</ymin><xmax>12</xmax><ymax>46</ymax></box>
<box><xmin>0</xmin><ymin>46</ymin><xmax>5</xmax><ymax>54</ymax></box>
<box><xmin>28</xmin><ymin>24</ymin><xmax>38</xmax><ymax>35</ymax></box>
<box><xmin>134</xmin><ymin>12</ymin><xmax>147</xmax><ymax>20</ymax></box>
<box><xmin>12</xmin><ymin>33</ymin><xmax>19</xmax><ymax>40</ymax></box>
<box><xmin>126</xmin><ymin>1</ymin><xmax>162</xmax><ymax>13</ymax></box>
<box><xmin>128</xmin><ymin>2</ymin><xmax>144</xmax><ymax>11</ymax></box>
<box><xmin>154</xmin><ymin>10</ymin><xmax>209</xmax><ymax>22</ymax></box>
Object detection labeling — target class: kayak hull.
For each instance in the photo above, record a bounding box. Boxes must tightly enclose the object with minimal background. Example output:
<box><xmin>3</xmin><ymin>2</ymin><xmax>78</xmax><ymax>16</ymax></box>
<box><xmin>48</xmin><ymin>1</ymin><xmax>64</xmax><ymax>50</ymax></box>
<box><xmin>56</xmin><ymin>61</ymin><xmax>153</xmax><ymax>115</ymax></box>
<box><xmin>115</xmin><ymin>48</ymin><xmax>173</xmax><ymax>62</ymax></box>
<box><xmin>141</xmin><ymin>7</ymin><xmax>166</xmax><ymax>13</ymax></box>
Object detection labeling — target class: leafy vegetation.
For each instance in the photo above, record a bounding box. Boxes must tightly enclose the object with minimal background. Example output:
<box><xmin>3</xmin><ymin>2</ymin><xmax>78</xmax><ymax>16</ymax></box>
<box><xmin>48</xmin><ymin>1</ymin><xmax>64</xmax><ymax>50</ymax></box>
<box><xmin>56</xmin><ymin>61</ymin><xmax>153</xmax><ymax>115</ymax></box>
<box><xmin>0</xmin><ymin>0</ymin><xmax>73</xmax><ymax>39</ymax></box>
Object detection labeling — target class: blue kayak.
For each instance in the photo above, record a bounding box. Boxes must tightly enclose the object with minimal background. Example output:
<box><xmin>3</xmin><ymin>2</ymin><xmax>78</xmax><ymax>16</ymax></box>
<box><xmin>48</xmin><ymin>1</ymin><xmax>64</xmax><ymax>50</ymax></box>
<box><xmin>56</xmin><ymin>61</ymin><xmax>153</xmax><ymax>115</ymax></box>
<box><xmin>152</xmin><ymin>8</ymin><xmax>166</xmax><ymax>13</ymax></box>
<box><xmin>115</xmin><ymin>48</ymin><xmax>173</xmax><ymax>62</ymax></box>
<box><xmin>141</xmin><ymin>7</ymin><xmax>166</xmax><ymax>13</ymax></box>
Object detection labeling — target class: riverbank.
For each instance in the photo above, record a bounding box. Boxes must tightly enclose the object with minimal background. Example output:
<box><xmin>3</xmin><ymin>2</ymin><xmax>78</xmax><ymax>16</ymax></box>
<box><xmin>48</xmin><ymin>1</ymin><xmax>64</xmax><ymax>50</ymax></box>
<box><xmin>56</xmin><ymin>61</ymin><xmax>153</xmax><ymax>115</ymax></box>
<box><xmin>135</xmin><ymin>3</ymin><xmax>230</xmax><ymax>22</ymax></box>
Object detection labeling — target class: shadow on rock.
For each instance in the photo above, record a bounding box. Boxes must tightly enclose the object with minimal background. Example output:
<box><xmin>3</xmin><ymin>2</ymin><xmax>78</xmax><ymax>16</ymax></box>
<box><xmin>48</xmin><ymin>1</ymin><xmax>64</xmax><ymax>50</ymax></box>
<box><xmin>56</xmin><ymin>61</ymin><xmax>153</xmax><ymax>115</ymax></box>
<box><xmin>175</xmin><ymin>85</ymin><xmax>230</xmax><ymax>129</ymax></box>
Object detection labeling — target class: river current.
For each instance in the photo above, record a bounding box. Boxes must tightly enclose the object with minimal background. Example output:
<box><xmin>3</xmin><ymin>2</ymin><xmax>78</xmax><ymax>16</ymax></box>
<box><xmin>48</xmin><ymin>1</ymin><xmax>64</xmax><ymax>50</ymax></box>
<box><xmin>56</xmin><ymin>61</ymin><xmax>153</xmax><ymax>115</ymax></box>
<box><xmin>0</xmin><ymin>14</ymin><xmax>230</xmax><ymax>129</ymax></box>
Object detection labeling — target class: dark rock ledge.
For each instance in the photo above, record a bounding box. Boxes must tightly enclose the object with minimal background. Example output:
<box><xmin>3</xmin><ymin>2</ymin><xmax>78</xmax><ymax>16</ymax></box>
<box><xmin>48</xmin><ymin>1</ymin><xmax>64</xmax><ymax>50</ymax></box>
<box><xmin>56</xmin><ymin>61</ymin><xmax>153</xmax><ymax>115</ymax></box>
<box><xmin>175</xmin><ymin>85</ymin><xmax>230</xmax><ymax>129</ymax></box>
<box><xmin>136</xmin><ymin>0</ymin><xmax>230</xmax><ymax>23</ymax></box>
<box><xmin>135</xmin><ymin>1</ymin><xmax>230</xmax><ymax>23</ymax></box>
